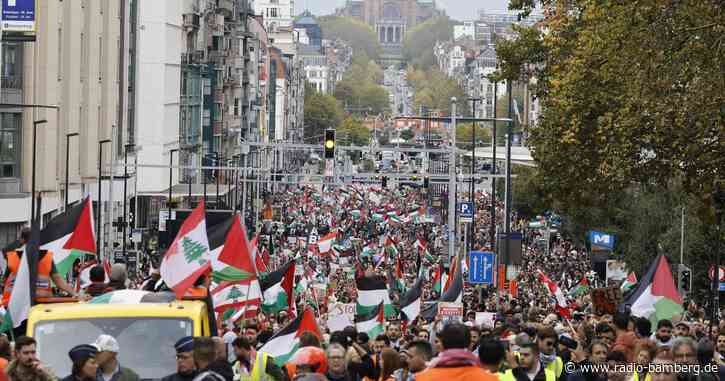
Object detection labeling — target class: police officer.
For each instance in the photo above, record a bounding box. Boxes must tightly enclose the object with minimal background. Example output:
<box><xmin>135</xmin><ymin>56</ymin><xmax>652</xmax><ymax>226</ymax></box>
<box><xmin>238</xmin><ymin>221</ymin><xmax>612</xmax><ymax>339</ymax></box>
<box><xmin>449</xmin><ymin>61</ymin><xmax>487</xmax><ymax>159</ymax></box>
<box><xmin>161</xmin><ymin>337</ymin><xmax>198</xmax><ymax>381</ymax></box>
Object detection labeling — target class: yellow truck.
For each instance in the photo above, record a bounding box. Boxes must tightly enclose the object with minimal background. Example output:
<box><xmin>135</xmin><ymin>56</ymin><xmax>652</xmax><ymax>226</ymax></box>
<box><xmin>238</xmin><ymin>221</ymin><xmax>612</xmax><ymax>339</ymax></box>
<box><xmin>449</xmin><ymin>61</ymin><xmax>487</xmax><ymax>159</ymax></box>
<box><xmin>27</xmin><ymin>291</ymin><xmax>213</xmax><ymax>380</ymax></box>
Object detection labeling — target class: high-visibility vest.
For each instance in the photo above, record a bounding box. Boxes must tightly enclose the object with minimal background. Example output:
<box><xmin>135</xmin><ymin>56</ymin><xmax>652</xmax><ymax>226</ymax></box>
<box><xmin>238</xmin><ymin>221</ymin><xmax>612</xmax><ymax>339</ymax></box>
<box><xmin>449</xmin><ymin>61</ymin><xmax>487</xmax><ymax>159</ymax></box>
<box><xmin>546</xmin><ymin>357</ymin><xmax>564</xmax><ymax>379</ymax></box>
<box><xmin>632</xmin><ymin>372</ymin><xmax>652</xmax><ymax>381</ymax></box>
<box><xmin>2</xmin><ymin>251</ymin><xmax>53</xmax><ymax>306</ymax></box>
<box><xmin>184</xmin><ymin>287</ymin><xmax>208</xmax><ymax>298</ymax></box>
<box><xmin>499</xmin><ymin>367</ymin><xmax>555</xmax><ymax>381</ymax></box>
<box><xmin>236</xmin><ymin>352</ymin><xmax>270</xmax><ymax>381</ymax></box>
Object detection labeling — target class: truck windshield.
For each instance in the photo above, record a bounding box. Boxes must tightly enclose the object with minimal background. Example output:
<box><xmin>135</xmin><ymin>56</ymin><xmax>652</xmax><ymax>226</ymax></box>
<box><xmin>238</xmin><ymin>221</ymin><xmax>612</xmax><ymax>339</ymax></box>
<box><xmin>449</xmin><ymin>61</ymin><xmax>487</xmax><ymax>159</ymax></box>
<box><xmin>34</xmin><ymin>317</ymin><xmax>193</xmax><ymax>380</ymax></box>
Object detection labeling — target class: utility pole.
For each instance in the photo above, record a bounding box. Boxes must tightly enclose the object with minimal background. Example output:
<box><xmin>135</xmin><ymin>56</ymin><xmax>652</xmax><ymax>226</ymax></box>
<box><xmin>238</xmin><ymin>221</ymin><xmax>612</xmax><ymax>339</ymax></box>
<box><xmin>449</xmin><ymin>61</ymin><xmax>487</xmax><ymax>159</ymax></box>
<box><xmin>448</xmin><ymin>98</ymin><xmax>457</xmax><ymax>261</ymax></box>
<box><xmin>491</xmin><ymin>82</ymin><xmax>498</xmax><ymax>251</ymax></box>
<box><xmin>504</xmin><ymin>80</ymin><xmax>513</xmax><ymax>267</ymax></box>
<box><xmin>468</xmin><ymin>98</ymin><xmax>483</xmax><ymax>254</ymax></box>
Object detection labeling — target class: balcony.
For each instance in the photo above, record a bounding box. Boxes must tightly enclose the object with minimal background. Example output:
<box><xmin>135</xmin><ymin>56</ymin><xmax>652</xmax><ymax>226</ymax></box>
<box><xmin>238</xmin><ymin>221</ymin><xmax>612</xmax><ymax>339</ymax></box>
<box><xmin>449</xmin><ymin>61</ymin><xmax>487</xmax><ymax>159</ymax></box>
<box><xmin>183</xmin><ymin>13</ymin><xmax>200</xmax><ymax>30</ymax></box>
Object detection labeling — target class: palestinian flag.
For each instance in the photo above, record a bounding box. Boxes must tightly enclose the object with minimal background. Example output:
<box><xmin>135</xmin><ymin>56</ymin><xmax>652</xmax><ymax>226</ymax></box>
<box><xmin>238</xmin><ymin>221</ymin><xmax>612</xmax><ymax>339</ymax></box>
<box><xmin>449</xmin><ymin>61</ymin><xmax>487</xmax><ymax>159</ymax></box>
<box><xmin>208</xmin><ymin>215</ymin><xmax>257</xmax><ymax>283</ymax></box>
<box><xmin>260</xmin><ymin>261</ymin><xmax>295</xmax><ymax>314</ymax></box>
<box><xmin>88</xmin><ymin>290</ymin><xmax>176</xmax><ymax>304</ymax></box>
<box><xmin>432</xmin><ymin>265</ymin><xmax>445</xmax><ymax>295</ymax></box>
<box><xmin>1</xmin><ymin>208</ymin><xmax>40</xmax><ymax>332</ymax></box>
<box><xmin>440</xmin><ymin>256</ymin><xmax>463</xmax><ymax>304</ymax></box>
<box><xmin>568</xmin><ymin>277</ymin><xmax>590</xmax><ymax>298</ymax></box>
<box><xmin>40</xmin><ymin>197</ymin><xmax>96</xmax><ymax>277</ymax></box>
<box><xmin>356</xmin><ymin>275</ymin><xmax>394</xmax><ymax>317</ymax></box>
<box><xmin>211</xmin><ymin>279</ymin><xmax>262</xmax><ymax>312</ymax></box>
<box><xmin>537</xmin><ymin>270</ymin><xmax>572</xmax><ymax>320</ymax></box>
<box><xmin>355</xmin><ymin>302</ymin><xmax>385</xmax><ymax>339</ymax></box>
<box><xmin>383</xmin><ymin>236</ymin><xmax>398</xmax><ymax>257</ymax></box>
<box><xmin>317</xmin><ymin>231</ymin><xmax>336</xmax><ymax>254</ymax></box>
<box><xmin>400</xmin><ymin>277</ymin><xmax>423</xmax><ymax>322</ymax></box>
<box><xmin>415</xmin><ymin>238</ymin><xmax>427</xmax><ymax>253</ymax></box>
<box><xmin>160</xmin><ymin>201</ymin><xmax>212</xmax><ymax>298</ymax></box>
<box><xmin>621</xmin><ymin>272</ymin><xmax>637</xmax><ymax>293</ymax></box>
<box><xmin>259</xmin><ymin>308</ymin><xmax>321</xmax><ymax>366</ymax></box>
<box><xmin>625</xmin><ymin>255</ymin><xmax>683</xmax><ymax>325</ymax></box>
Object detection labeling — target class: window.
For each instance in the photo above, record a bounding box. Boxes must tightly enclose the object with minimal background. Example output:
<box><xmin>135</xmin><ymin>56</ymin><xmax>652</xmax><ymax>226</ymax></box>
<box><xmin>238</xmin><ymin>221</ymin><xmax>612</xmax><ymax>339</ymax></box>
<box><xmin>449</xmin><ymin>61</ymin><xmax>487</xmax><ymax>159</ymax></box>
<box><xmin>270</xmin><ymin>8</ymin><xmax>278</xmax><ymax>18</ymax></box>
<box><xmin>234</xmin><ymin>98</ymin><xmax>239</xmax><ymax>116</ymax></box>
<box><xmin>0</xmin><ymin>113</ymin><xmax>21</xmax><ymax>178</ymax></box>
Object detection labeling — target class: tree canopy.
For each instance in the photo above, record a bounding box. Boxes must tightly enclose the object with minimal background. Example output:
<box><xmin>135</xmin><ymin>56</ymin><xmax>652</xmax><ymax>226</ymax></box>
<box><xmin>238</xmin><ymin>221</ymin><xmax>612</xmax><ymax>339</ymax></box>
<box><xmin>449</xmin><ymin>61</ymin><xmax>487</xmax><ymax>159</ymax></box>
<box><xmin>403</xmin><ymin>16</ymin><xmax>455</xmax><ymax>70</ymax></box>
<box><xmin>334</xmin><ymin>59</ymin><xmax>390</xmax><ymax>116</ymax></box>
<box><xmin>336</xmin><ymin>116</ymin><xmax>372</xmax><ymax>146</ymax></box>
<box><xmin>304</xmin><ymin>83</ymin><xmax>343</xmax><ymax>141</ymax></box>
<box><xmin>318</xmin><ymin>16</ymin><xmax>382</xmax><ymax>60</ymax></box>
<box><xmin>407</xmin><ymin>67</ymin><xmax>469</xmax><ymax>116</ymax></box>
<box><xmin>495</xmin><ymin>0</ymin><xmax>725</xmax><ymax>217</ymax></box>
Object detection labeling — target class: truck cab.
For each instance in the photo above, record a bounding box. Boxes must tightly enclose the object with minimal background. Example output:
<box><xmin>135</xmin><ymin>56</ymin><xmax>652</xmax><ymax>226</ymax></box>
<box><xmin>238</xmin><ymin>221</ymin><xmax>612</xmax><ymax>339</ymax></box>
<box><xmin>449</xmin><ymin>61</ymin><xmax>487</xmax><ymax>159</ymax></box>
<box><xmin>27</xmin><ymin>298</ymin><xmax>212</xmax><ymax>380</ymax></box>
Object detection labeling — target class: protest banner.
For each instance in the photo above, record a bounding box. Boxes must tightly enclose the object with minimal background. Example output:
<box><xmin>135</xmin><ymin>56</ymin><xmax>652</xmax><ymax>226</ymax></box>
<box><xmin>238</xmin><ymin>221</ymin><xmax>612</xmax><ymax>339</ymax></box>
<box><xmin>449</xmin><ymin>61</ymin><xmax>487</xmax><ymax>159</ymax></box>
<box><xmin>327</xmin><ymin>303</ymin><xmax>355</xmax><ymax>332</ymax></box>
<box><xmin>438</xmin><ymin>302</ymin><xmax>464</xmax><ymax>323</ymax></box>
<box><xmin>590</xmin><ymin>286</ymin><xmax>623</xmax><ymax>315</ymax></box>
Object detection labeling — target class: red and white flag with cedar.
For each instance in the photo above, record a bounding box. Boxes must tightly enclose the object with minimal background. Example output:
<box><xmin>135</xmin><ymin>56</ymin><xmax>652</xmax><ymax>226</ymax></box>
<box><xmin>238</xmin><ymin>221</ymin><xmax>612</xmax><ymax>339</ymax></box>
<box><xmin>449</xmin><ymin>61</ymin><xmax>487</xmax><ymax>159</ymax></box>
<box><xmin>537</xmin><ymin>269</ymin><xmax>572</xmax><ymax>320</ymax></box>
<box><xmin>161</xmin><ymin>201</ymin><xmax>212</xmax><ymax>298</ymax></box>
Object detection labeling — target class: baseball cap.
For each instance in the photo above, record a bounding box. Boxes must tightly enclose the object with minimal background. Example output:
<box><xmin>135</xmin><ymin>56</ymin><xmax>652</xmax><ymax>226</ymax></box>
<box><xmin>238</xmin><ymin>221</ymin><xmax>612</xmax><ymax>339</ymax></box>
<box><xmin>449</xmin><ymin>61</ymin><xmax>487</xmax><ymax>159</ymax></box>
<box><xmin>93</xmin><ymin>334</ymin><xmax>120</xmax><ymax>353</ymax></box>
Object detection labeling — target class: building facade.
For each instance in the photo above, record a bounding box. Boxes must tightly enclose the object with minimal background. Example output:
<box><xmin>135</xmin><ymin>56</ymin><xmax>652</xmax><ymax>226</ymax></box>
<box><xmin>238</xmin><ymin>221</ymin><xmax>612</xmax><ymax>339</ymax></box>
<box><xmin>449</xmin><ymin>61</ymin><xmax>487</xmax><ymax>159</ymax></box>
<box><xmin>337</xmin><ymin>0</ymin><xmax>440</xmax><ymax>65</ymax></box>
<box><xmin>0</xmin><ymin>0</ymin><xmax>121</xmax><ymax>248</ymax></box>
<box><xmin>254</xmin><ymin>0</ymin><xmax>295</xmax><ymax>32</ymax></box>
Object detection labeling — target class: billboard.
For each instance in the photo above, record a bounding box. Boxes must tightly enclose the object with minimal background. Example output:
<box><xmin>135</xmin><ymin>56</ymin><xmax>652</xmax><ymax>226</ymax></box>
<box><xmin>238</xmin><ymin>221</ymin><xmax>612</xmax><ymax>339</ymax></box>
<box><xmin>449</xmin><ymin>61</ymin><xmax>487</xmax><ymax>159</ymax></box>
<box><xmin>2</xmin><ymin>0</ymin><xmax>36</xmax><ymax>32</ymax></box>
<box><xmin>589</xmin><ymin>230</ymin><xmax>615</xmax><ymax>251</ymax></box>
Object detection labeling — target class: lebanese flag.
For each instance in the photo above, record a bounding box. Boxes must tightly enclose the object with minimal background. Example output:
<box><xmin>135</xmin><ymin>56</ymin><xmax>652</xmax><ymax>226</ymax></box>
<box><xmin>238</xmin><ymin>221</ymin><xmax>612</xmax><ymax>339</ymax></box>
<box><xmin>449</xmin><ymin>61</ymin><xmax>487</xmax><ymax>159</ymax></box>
<box><xmin>317</xmin><ymin>231</ymin><xmax>336</xmax><ymax>254</ymax></box>
<box><xmin>211</xmin><ymin>279</ymin><xmax>262</xmax><ymax>312</ymax></box>
<box><xmin>160</xmin><ymin>201</ymin><xmax>212</xmax><ymax>298</ymax></box>
<box><xmin>537</xmin><ymin>270</ymin><xmax>572</xmax><ymax>320</ymax></box>
<box><xmin>40</xmin><ymin>197</ymin><xmax>96</xmax><ymax>277</ymax></box>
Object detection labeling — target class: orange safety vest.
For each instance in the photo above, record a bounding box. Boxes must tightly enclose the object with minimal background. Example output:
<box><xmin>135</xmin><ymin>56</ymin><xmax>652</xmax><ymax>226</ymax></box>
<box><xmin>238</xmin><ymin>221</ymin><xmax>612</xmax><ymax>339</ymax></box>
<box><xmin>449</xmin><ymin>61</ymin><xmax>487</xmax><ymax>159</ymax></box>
<box><xmin>185</xmin><ymin>287</ymin><xmax>208</xmax><ymax>298</ymax></box>
<box><xmin>2</xmin><ymin>251</ymin><xmax>53</xmax><ymax>306</ymax></box>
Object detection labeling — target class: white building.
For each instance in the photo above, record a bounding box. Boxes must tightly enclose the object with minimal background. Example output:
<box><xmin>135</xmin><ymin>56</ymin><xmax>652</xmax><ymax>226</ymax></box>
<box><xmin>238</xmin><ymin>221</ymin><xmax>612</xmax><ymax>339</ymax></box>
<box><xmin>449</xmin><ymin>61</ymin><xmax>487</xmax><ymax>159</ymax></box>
<box><xmin>453</xmin><ymin>21</ymin><xmax>475</xmax><ymax>40</ymax></box>
<box><xmin>133</xmin><ymin>0</ymin><xmax>185</xmax><ymax>195</ymax></box>
<box><xmin>254</xmin><ymin>0</ymin><xmax>295</xmax><ymax>32</ymax></box>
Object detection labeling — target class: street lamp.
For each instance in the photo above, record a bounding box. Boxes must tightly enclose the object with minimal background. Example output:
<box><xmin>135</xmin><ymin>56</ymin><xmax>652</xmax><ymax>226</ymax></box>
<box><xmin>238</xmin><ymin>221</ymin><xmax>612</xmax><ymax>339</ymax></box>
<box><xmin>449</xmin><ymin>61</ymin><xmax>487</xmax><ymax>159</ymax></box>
<box><xmin>468</xmin><ymin>97</ymin><xmax>483</xmax><ymax>254</ymax></box>
<box><xmin>122</xmin><ymin>144</ymin><xmax>134</xmax><ymax>258</ymax></box>
<box><xmin>711</xmin><ymin>181</ymin><xmax>725</xmax><ymax>338</ymax></box>
<box><xmin>64</xmin><ymin>132</ymin><xmax>79</xmax><ymax>210</ymax></box>
<box><xmin>31</xmin><ymin>120</ymin><xmax>48</xmax><ymax>221</ymax></box>
<box><xmin>97</xmin><ymin>139</ymin><xmax>112</xmax><ymax>257</ymax></box>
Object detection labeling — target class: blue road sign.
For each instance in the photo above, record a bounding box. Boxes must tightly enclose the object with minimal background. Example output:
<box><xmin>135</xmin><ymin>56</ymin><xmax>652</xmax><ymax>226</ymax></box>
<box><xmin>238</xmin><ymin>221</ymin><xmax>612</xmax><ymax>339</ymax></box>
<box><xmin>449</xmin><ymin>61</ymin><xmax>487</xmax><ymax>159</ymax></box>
<box><xmin>469</xmin><ymin>251</ymin><xmax>495</xmax><ymax>285</ymax></box>
<box><xmin>458</xmin><ymin>202</ymin><xmax>473</xmax><ymax>219</ymax></box>
<box><xmin>720</xmin><ymin>282</ymin><xmax>725</xmax><ymax>292</ymax></box>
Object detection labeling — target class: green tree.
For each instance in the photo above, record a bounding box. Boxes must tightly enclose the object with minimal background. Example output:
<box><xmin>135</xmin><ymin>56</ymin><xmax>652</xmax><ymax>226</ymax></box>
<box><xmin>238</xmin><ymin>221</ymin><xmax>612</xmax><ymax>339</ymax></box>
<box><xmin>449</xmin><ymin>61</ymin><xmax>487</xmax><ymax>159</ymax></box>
<box><xmin>335</xmin><ymin>60</ymin><xmax>390</xmax><ymax>116</ymax></box>
<box><xmin>496</xmin><ymin>0</ymin><xmax>725</xmax><ymax>214</ymax></box>
<box><xmin>403</xmin><ymin>16</ymin><xmax>455</xmax><ymax>70</ymax></box>
<box><xmin>337</xmin><ymin>116</ymin><xmax>372</xmax><ymax>146</ymax></box>
<box><xmin>304</xmin><ymin>90</ymin><xmax>344</xmax><ymax>141</ymax></box>
<box><xmin>399</xmin><ymin>129</ymin><xmax>414</xmax><ymax>142</ymax></box>
<box><xmin>407</xmin><ymin>67</ymin><xmax>469</xmax><ymax>116</ymax></box>
<box><xmin>318</xmin><ymin>16</ymin><xmax>382</xmax><ymax>60</ymax></box>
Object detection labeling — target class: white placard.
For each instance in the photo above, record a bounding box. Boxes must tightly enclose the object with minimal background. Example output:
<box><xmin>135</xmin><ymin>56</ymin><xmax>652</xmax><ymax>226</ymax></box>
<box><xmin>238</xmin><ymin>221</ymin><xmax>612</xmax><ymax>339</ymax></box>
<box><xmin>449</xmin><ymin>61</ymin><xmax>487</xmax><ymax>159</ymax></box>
<box><xmin>327</xmin><ymin>303</ymin><xmax>355</xmax><ymax>332</ymax></box>
<box><xmin>475</xmin><ymin>312</ymin><xmax>496</xmax><ymax>328</ymax></box>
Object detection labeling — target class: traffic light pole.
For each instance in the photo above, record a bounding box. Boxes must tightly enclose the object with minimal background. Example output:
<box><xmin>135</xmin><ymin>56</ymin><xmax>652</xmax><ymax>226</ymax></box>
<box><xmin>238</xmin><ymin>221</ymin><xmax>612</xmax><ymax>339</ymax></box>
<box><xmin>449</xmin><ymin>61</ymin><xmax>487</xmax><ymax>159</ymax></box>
<box><xmin>448</xmin><ymin>98</ymin><xmax>457</xmax><ymax>261</ymax></box>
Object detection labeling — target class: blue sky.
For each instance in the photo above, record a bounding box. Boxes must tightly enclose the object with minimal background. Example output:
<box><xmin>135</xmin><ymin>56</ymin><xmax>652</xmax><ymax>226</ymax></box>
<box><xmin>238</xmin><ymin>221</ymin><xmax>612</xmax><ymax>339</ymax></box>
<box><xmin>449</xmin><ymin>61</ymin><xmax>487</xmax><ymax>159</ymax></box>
<box><xmin>294</xmin><ymin>0</ymin><xmax>512</xmax><ymax>21</ymax></box>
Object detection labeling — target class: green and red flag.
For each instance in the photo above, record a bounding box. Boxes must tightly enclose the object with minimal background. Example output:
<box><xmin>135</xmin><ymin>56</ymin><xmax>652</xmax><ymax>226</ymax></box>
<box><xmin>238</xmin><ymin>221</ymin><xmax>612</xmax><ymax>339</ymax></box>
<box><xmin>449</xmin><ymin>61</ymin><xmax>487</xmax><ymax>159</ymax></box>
<box><xmin>621</xmin><ymin>272</ymin><xmax>637</xmax><ymax>293</ymax></box>
<box><xmin>626</xmin><ymin>255</ymin><xmax>683</xmax><ymax>325</ymax></box>
<box><xmin>40</xmin><ymin>197</ymin><xmax>96</xmax><ymax>277</ymax></box>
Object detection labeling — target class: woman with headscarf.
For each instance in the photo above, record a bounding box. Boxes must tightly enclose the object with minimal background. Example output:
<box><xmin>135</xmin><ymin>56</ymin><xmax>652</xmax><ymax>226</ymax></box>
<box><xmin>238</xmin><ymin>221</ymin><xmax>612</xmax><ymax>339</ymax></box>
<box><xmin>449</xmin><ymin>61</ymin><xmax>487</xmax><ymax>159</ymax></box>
<box><xmin>61</xmin><ymin>344</ymin><xmax>98</xmax><ymax>381</ymax></box>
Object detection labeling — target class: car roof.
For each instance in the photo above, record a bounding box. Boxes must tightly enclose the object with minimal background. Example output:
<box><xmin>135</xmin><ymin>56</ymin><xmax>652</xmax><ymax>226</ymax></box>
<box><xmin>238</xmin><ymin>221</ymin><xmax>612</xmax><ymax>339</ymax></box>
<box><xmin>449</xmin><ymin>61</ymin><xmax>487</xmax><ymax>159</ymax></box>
<box><xmin>28</xmin><ymin>300</ymin><xmax>207</xmax><ymax>321</ymax></box>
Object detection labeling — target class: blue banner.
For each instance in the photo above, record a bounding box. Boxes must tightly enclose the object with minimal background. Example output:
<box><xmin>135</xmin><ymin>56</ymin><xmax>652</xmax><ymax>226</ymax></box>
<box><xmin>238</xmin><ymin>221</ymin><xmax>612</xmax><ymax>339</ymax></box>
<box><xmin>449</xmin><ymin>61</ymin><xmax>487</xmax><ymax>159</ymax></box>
<box><xmin>589</xmin><ymin>230</ymin><xmax>615</xmax><ymax>251</ymax></box>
